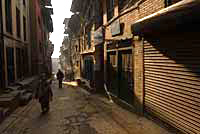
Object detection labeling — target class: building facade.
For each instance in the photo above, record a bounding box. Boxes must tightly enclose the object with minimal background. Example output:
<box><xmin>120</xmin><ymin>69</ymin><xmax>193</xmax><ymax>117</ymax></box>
<box><xmin>70</xmin><ymin>0</ymin><xmax>104</xmax><ymax>88</ymax></box>
<box><xmin>0</xmin><ymin>0</ymin><xmax>5</xmax><ymax>90</ymax></box>
<box><xmin>1</xmin><ymin>0</ymin><xmax>30</xmax><ymax>86</ymax></box>
<box><xmin>0</xmin><ymin>0</ymin><xmax>53</xmax><ymax>90</ymax></box>
<box><xmin>63</xmin><ymin>15</ymin><xmax>82</xmax><ymax>81</ymax></box>
<box><xmin>69</xmin><ymin>0</ymin><xmax>200</xmax><ymax>133</ymax></box>
<box><xmin>61</xmin><ymin>18</ymin><xmax>74</xmax><ymax>79</ymax></box>
<box><xmin>29</xmin><ymin>0</ymin><xmax>53</xmax><ymax>76</ymax></box>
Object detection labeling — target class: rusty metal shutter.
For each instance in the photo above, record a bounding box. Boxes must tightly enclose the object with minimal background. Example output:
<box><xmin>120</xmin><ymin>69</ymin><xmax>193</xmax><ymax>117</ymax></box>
<box><xmin>144</xmin><ymin>39</ymin><xmax>200</xmax><ymax>134</ymax></box>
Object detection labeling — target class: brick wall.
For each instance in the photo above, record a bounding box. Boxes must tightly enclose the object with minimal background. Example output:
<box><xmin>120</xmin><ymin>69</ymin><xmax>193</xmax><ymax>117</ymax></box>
<box><xmin>133</xmin><ymin>36</ymin><xmax>144</xmax><ymax>114</ymax></box>
<box><xmin>103</xmin><ymin>0</ymin><xmax>165</xmax><ymax>111</ymax></box>
<box><xmin>105</xmin><ymin>0</ymin><xmax>165</xmax><ymax>40</ymax></box>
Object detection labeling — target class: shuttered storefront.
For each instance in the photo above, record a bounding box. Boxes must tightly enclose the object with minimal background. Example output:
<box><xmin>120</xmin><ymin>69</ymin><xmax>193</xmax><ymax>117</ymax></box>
<box><xmin>144</xmin><ymin>38</ymin><xmax>200</xmax><ymax>134</ymax></box>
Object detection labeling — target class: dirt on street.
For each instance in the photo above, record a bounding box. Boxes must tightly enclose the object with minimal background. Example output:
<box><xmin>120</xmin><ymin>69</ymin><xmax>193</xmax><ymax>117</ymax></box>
<box><xmin>0</xmin><ymin>81</ymin><xmax>173</xmax><ymax>134</ymax></box>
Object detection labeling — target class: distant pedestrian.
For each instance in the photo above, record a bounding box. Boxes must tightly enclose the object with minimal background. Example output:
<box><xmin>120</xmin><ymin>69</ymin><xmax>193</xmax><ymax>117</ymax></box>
<box><xmin>56</xmin><ymin>69</ymin><xmax>64</xmax><ymax>88</ymax></box>
<box><xmin>35</xmin><ymin>73</ymin><xmax>53</xmax><ymax>114</ymax></box>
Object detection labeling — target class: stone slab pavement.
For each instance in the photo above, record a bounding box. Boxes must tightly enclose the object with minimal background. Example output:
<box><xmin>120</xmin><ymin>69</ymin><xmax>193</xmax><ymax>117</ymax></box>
<box><xmin>0</xmin><ymin>81</ymin><xmax>174</xmax><ymax>134</ymax></box>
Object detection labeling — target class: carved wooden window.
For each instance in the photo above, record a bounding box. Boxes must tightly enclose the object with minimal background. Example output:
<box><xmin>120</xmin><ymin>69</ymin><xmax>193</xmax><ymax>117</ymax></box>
<box><xmin>5</xmin><ymin>0</ymin><xmax>12</xmax><ymax>34</ymax></box>
<box><xmin>23</xmin><ymin>16</ymin><xmax>27</xmax><ymax>41</ymax></box>
<box><xmin>118</xmin><ymin>0</ymin><xmax>129</xmax><ymax>11</ymax></box>
<box><xmin>87</xmin><ymin>31</ymin><xmax>91</xmax><ymax>49</ymax></box>
<box><xmin>165</xmin><ymin>0</ymin><xmax>182</xmax><ymax>7</ymax></box>
<box><xmin>107</xmin><ymin>0</ymin><xmax>115</xmax><ymax>21</ymax></box>
<box><xmin>16</xmin><ymin>8</ymin><xmax>21</xmax><ymax>38</ymax></box>
<box><xmin>23</xmin><ymin>0</ymin><xmax>26</xmax><ymax>6</ymax></box>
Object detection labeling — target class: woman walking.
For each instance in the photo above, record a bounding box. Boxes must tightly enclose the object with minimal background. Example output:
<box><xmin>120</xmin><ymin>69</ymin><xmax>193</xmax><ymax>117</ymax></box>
<box><xmin>35</xmin><ymin>74</ymin><xmax>53</xmax><ymax>114</ymax></box>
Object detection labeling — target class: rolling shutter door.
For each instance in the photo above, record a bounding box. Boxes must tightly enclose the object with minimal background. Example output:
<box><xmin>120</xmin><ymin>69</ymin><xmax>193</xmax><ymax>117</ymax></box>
<box><xmin>144</xmin><ymin>39</ymin><xmax>200</xmax><ymax>134</ymax></box>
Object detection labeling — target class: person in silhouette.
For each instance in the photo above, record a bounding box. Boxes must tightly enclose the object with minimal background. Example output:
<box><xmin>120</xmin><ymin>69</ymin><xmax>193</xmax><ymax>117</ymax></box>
<box><xmin>56</xmin><ymin>69</ymin><xmax>64</xmax><ymax>88</ymax></box>
<box><xmin>35</xmin><ymin>74</ymin><xmax>53</xmax><ymax>114</ymax></box>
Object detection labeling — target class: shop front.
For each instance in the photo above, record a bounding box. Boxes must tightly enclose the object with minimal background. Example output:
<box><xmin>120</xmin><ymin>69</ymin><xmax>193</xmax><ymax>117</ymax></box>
<box><xmin>107</xmin><ymin>39</ymin><xmax>134</xmax><ymax>106</ymax></box>
<box><xmin>132</xmin><ymin>1</ymin><xmax>200</xmax><ymax>133</ymax></box>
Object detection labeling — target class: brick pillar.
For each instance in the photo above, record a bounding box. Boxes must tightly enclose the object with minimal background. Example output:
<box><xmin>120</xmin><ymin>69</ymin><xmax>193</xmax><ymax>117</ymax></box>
<box><xmin>14</xmin><ymin>45</ymin><xmax>17</xmax><ymax>80</ymax></box>
<box><xmin>102</xmin><ymin>0</ymin><xmax>107</xmax><ymax>25</ymax></box>
<box><xmin>133</xmin><ymin>36</ymin><xmax>144</xmax><ymax>115</ymax></box>
<box><xmin>114</xmin><ymin>0</ymin><xmax>119</xmax><ymax>17</ymax></box>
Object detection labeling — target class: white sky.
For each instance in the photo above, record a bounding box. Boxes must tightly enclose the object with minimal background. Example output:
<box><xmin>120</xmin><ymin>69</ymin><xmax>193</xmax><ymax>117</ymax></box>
<box><xmin>50</xmin><ymin>0</ymin><xmax>73</xmax><ymax>58</ymax></box>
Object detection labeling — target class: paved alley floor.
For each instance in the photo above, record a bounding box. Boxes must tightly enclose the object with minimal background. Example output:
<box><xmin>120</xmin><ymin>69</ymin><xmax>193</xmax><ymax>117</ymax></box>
<box><xmin>0</xmin><ymin>81</ymin><xmax>173</xmax><ymax>134</ymax></box>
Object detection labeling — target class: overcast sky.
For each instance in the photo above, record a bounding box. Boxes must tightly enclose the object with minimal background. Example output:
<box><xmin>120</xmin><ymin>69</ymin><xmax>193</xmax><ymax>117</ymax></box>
<box><xmin>50</xmin><ymin>0</ymin><xmax>73</xmax><ymax>58</ymax></box>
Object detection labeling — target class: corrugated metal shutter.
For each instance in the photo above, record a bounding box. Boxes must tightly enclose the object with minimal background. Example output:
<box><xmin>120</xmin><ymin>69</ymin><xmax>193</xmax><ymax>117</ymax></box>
<box><xmin>144</xmin><ymin>39</ymin><xmax>200</xmax><ymax>134</ymax></box>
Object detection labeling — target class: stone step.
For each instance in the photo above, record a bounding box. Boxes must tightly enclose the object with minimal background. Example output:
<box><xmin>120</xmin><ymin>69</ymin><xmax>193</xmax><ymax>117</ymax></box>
<box><xmin>0</xmin><ymin>107</ymin><xmax>4</xmax><ymax>122</ymax></box>
<box><xmin>0</xmin><ymin>92</ymin><xmax>19</xmax><ymax>112</ymax></box>
<box><xmin>19</xmin><ymin>93</ymin><xmax>32</xmax><ymax>106</ymax></box>
<box><xmin>0</xmin><ymin>107</ymin><xmax>10</xmax><ymax>123</ymax></box>
<box><xmin>3</xmin><ymin>108</ymin><xmax>10</xmax><ymax>117</ymax></box>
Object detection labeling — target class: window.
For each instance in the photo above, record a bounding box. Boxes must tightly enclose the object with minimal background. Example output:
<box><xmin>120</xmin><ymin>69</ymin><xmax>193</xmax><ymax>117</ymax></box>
<box><xmin>118</xmin><ymin>0</ymin><xmax>129</xmax><ymax>11</ymax></box>
<box><xmin>38</xmin><ymin>17</ymin><xmax>42</xmax><ymax>30</ymax></box>
<box><xmin>0</xmin><ymin>0</ymin><xmax>2</xmax><ymax>33</ymax></box>
<box><xmin>77</xmin><ymin>61</ymin><xmax>79</xmax><ymax>67</ymax></box>
<box><xmin>16</xmin><ymin>8</ymin><xmax>21</xmax><ymax>38</ymax></box>
<box><xmin>5</xmin><ymin>0</ymin><xmax>12</xmax><ymax>34</ymax></box>
<box><xmin>107</xmin><ymin>0</ymin><xmax>114</xmax><ymax>21</ymax></box>
<box><xmin>23</xmin><ymin>16</ymin><xmax>27</xmax><ymax>41</ymax></box>
<box><xmin>16</xmin><ymin>48</ymin><xmax>28</xmax><ymax>79</ymax></box>
<box><xmin>165</xmin><ymin>0</ymin><xmax>182</xmax><ymax>7</ymax></box>
<box><xmin>6</xmin><ymin>47</ymin><xmax>15</xmax><ymax>84</ymax></box>
<box><xmin>23</xmin><ymin>0</ymin><xmax>26</xmax><ymax>6</ymax></box>
<box><xmin>78</xmin><ymin>39</ymin><xmax>81</xmax><ymax>52</ymax></box>
<box><xmin>40</xmin><ymin>43</ymin><xmax>43</xmax><ymax>54</ymax></box>
<box><xmin>16</xmin><ymin>48</ymin><xmax>22</xmax><ymax>79</ymax></box>
<box><xmin>87</xmin><ymin>31</ymin><xmax>91</xmax><ymax>49</ymax></box>
<box><xmin>95</xmin><ymin>0</ymin><xmax>103</xmax><ymax>29</ymax></box>
<box><xmin>0</xmin><ymin>42</ymin><xmax>4</xmax><ymax>88</ymax></box>
<box><xmin>24</xmin><ymin>48</ymin><xmax>29</xmax><ymax>76</ymax></box>
<box><xmin>21</xmin><ymin>49</ymin><xmax>26</xmax><ymax>77</ymax></box>
<box><xmin>87</xmin><ymin>8</ymin><xmax>91</xmax><ymax>21</ymax></box>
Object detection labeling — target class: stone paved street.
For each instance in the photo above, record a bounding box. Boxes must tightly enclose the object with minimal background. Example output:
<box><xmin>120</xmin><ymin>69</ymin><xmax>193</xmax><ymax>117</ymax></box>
<box><xmin>0</xmin><ymin>81</ymin><xmax>172</xmax><ymax>134</ymax></box>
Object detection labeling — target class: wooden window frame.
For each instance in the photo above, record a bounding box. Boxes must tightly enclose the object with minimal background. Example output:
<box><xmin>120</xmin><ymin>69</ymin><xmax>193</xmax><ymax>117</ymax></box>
<box><xmin>5</xmin><ymin>0</ymin><xmax>12</xmax><ymax>34</ymax></box>
<box><xmin>87</xmin><ymin>31</ymin><xmax>91</xmax><ymax>49</ymax></box>
<box><xmin>23</xmin><ymin>16</ymin><xmax>26</xmax><ymax>41</ymax></box>
<box><xmin>16</xmin><ymin>7</ymin><xmax>21</xmax><ymax>38</ymax></box>
<box><xmin>23</xmin><ymin>0</ymin><xmax>26</xmax><ymax>6</ymax></box>
<box><xmin>165</xmin><ymin>0</ymin><xmax>182</xmax><ymax>7</ymax></box>
<box><xmin>107</xmin><ymin>0</ymin><xmax>115</xmax><ymax>21</ymax></box>
<box><xmin>95</xmin><ymin>0</ymin><xmax>103</xmax><ymax>30</ymax></box>
<box><xmin>118</xmin><ymin>0</ymin><xmax>129</xmax><ymax>11</ymax></box>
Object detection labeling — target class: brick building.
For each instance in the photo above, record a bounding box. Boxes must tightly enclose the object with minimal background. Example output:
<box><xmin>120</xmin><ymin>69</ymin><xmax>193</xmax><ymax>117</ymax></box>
<box><xmin>0</xmin><ymin>0</ymin><xmax>5</xmax><ymax>90</ymax></box>
<box><xmin>60</xmin><ymin>18</ymin><xmax>78</xmax><ymax>80</ymax></box>
<box><xmin>64</xmin><ymin>14</ymin><xmax>82</xmax><ymax>81</ymax></box>
<box><xmin>29</xmin><ymin>0</ymin><xmax>53</xmax><ymax>76</ymax></box>
<box><xmin>1</xmin><ymin>0</ymin><xmax>30</xmax><ymax>87</ymax></box>
<box><xmin>68</xmin><ymin>0</ymin><xmax>200</xmax><ymax>133</ymax></box>
<box><xmin>70</xmin><ymin>0</ymin><xmax>105</xmax><ymax>88</ymax></box>
<box><xmin>0</xmin><ymin>0</ymin><xmax>53</xmax><ymax>89</ymax></box>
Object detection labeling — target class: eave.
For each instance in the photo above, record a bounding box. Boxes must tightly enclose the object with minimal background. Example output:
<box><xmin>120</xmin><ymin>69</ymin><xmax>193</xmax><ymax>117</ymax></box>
<box><xmin>131</xmin><ymin>0</ymin><xmax>200</xmax><ymax>36</ymax></box>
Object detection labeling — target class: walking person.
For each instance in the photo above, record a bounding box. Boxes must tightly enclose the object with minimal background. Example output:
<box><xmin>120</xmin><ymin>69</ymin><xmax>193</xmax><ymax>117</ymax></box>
<box><xmin>56</xmin><ymin>69</ymin><xmax>64</xmax><ymax>88</ymax></box>
<box><xmin>35</xmin><ymin>73</ymin><xmax>53</xmax><ymax>114</ymax></box>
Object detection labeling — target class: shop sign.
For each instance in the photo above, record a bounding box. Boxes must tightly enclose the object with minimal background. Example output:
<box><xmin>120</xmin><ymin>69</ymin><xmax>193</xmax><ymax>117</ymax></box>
<box><xmin>94</xmin><ymin>27</ymin><xmax>104</xmax><ymax>45</ymax></box>
<box><xmin>111</xmin><ymin>19</ymin><xmax>121</xmax><ymax>36</ymax></box>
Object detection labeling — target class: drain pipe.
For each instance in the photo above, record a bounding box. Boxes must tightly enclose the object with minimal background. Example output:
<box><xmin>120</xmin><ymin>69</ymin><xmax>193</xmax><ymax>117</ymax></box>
<box><xmin>104</xmin><ymin>84</ymin><xmax>113</xmax><ymax>103</ymax></box>
<box><xmin>0</xmin><ymin>0</ymin><xmax>5</xmax><ymax>88</ymax></box>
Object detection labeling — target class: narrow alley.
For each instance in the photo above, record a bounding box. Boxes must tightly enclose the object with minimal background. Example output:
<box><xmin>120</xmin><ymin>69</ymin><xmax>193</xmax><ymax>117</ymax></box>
<box><xmin>0</xmin><ymin>81</ymin><xmax>171</xmax><ymax>134</ymax></box>
<box><xmin>0</xmin><ymin>0</ymin><xmax>200</xmax><ymax>133</ymax></box>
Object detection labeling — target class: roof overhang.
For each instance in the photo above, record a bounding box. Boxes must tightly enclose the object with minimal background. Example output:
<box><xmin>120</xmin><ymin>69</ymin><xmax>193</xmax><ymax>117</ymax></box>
<box><xmin>131</xmin><ymin>0</ymin><xmax>200</xmax><ymax>36</ymax></box>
